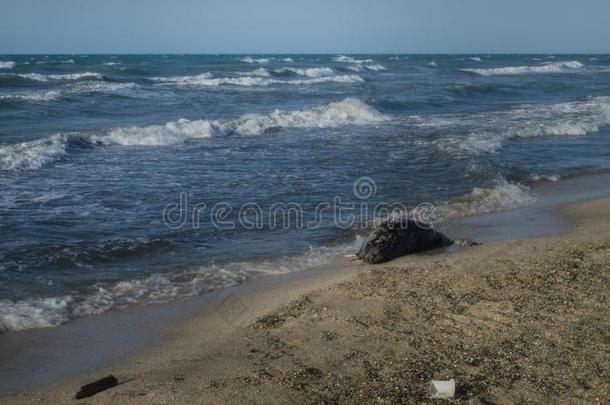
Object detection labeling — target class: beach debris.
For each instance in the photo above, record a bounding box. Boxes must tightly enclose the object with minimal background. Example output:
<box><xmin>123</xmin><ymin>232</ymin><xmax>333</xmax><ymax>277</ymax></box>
<box><xmin>454</xmin><ymin>238</ymin><xmax>482</xmax><ymax>247</ymax></box>
<box><xmin>357</xmin><ymin>218</ymin><xmax>453</xmax><ymax>264</ymax></box>
<box><xmin>75</xmin><ymin>375</ymin><xmax>119</xmax><ymax>399</ymax></box>
<box><xmin>427</xmin><ymin>379</ymin><xmax>455</xmax><ymax>400</ymax></box>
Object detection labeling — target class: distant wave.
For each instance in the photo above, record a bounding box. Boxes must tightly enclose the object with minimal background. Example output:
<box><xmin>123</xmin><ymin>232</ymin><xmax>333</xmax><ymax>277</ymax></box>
<box><xmin>333</xmin><ymin>55</ymin><xmax>373</xmax><ymax>64</ymax></box>
<box><xmin>18</xmin><ymin>72</ymin><xmax>104</xmax><ymax>82</ymax></box>
<box><xmin>0</xmin><ymin>90</ymin><xmax>61</xmax><ymax>103</ymax></box>
<box><xmin>460</xmin><ymin>61</ymin><xmax>584</xmax><ymax>76</ymax></box>
<box><xmin>272</xmin><ymin>67</ymin><xmax>334</xmax><ymax>77</ymax></box>
<box><xmin>364</xmin><ymin>64</ymin><xmax>386</xmax><ymax>71</ymax></box>
<box><xmin>0</xmin><ymin>61</ymin><xmax>16</xmax><ymax>69</ymax></box>
<box><xmin>468</xmin><ymin>57</ymin><xmax>482</xmax><ymax>62</ymax></box>
<box><xmin>35</xmin><ymin>59</ymin><xmax>75</xmax><ymax>65</ymax></box>
<box><xmin>240</xmin><ymin>56</ymin><xmax>270</xmax><ymax>64</ymax></box>
<box><xmin>151</xmin><ymin>71</ymin><xmax>363</xmax><ymax>86</ymax></box>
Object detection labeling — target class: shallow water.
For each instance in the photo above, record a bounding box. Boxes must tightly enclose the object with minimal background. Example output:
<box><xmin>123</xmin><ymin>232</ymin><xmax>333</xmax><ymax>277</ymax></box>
<box><xmin>1</xmin><ymin>54</ymin><xmax>609</xmax><ymax>331</ymax></box>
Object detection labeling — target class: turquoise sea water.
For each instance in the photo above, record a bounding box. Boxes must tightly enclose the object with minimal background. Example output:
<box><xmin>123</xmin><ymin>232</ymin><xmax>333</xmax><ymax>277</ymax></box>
<box><xmin>1</xmin><ymin>54</ymin><xmax>609</xmax><ymax>331</ymax></box>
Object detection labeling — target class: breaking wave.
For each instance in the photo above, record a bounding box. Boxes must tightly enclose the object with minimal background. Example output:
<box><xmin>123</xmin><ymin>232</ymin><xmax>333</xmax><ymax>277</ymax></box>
<box><xmin>333</xmin><ymin>55</ymin><xmax>373</xmax><ymax>64</ymax></box>
<box><xmin>436</xmin><ymin>180</ymin><xmax>536</xmax><ymax>219</ymax></box>
<box><xmin>461</xmin><ymin>61</ymin><xmax>584</xmax><ymax>76</ymax></box>
<box><xmin>412</xmin><ymin>96</ymin><xmax>610</xmax><ymax>155</ymax></box>
<box><xmin>0</xmin><ymin>134</ymin><xmax>68</xmax><ymax>171</ymax></box>
<box><xmin>272</xmin><ymin>67</ymin><xmax>334</xmax><ymax>77</ymax></box>
<box><xmin>0</xmin><ymin>61</ymin><xmax>16</xmax><ymax>69</ymax></box>
<box><xmin>240</xmin><ymin>56</ymin><xmax>270</xmax><ymax>64</ymax></box>
<box><xmin>18</xmin><ymin>72</ymin><xmax>104</xmax><ymax>82</ymax></box>
<box><xmin>151</xmin><ymin>72</ymin><xmax>363</xmax><ymax>86</ymax></box>
<box><xmin>0</xmin><ymin>99</ymin><xmax>387</xmax><ymax>170</ymax></box>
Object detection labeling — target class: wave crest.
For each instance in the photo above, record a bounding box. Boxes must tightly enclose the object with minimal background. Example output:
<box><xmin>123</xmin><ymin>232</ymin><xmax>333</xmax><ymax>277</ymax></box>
<box><xmin>461</xmin><ymin>61</ymin><xmax>584</xmax><ymax>76</ymax></box>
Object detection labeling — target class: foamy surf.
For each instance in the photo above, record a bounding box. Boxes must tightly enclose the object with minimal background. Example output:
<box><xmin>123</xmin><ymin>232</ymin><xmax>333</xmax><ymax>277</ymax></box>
<box><xmin>0</xmin><ymin>134</ymin><xmax>68</xmax><ymax>171</ymax></box>
<box><xmin>333</xmin><ymin>55</ymin><xmax>373</xmax><ymax>64</ymax></box>
<box><xmin>17</xmin><ymin>72</ymin><xmax>104</xmax><ymax>82</ymax></box>
<box><xmin>151</xmin><ymin>72</ymin><xmax>362</xmax><ymax>86</ymax></box>
<box><xmin>436</xmin><ymin>180</ymin><xmax>537</xmax><ymax>219</ymax></box>
<box><xmin>0</xmin><ymin>99</ymin><xmax>388</xmax><ymax>170</ymax></box>
<box><xmin>413</xmin><ymin>96</ymin><xmax>610</xmax><ymax>155</ymax></box>
<box><xmin>461</xmin><ymin>61</ymin><xmax>584</xmax><ymax>76</ymax></box>
<box><xmin>0</xmin><ymin>61</ymin><xmax>16</xmax><ymax>69</ymax></box>
<box><xmin>0</xmin><ymin>237</ymin><xmax>362</xmax><ymax>332</ymax></box>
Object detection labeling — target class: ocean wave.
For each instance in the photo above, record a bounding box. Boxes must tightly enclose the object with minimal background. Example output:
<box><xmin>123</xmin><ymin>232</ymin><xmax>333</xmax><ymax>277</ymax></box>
<box><xmin>436</xmin><ymin>180</ymin><xmax>536</xmax><ymax>219</ymax></box>
<box><xmin>461</xmin><ymin>60</ymin><xmax>584</xmax><ymax>76</ymax></box>
<box><xmin>272</xmin><ymin>67</ymin><xmax>334</xmax><ymax>77</ymax></box>
<box><xmin>151</xmin><ymin>72</ymin><xmax>363</xmax><ymax>87</ymax></box>
<box><xmin>1</xmin><ymin>99</ymin><xmax>386</xmax><ymax>169</ymax></box>
<box><xmin>0</xmin><ymin>237</ymin><xmax>362</xmax><ymax>332</ymax></box>
<box><xmin>70</xmin><ymin>81</ymin><xmax>137</xmax><ymax>94</ymax></box>
<box><xmin>0</xmin><ymin>90</ymin><xmax>61</xmax><ymax>103</ymax></box>
<box><xmin>428</xmin><ymin>61</ymin><xmax>438</xmax><ymax>67</ymax></box>
<box><xmin>18</xmin><ymin>72</ymin><xmax>104</xmax><ymax>82</ymax></box>
<box><xmin>35</xmin><ymin>59</ymin><xmax>75</xmax><ymax>65</ymax></box>
<box><xmin>468</xmin><ymin>57</ymin><xmax>482</xmax><ymax>62</ymax></box>
<box><xmin>364</xmin><ymin>64</ymin><xmax>386</xmax><ymax>71</ymax></box>
<box><xmin>333</xmin><ymin>55</ymin><xmax>373</xmax><ymax>64</ymax></box>
<box><xmin>103</xmin><ymin>61</ymin><xmax>120</xmax><ymax>66</ymax></box>
<box><xmin>238</xmin><ymin>67</ymin><xmax>271</xmax><ymax>77</ymax></box>
<box><xmin>413</xmin><ymin>96</ymin><xmax>610</xmax><ymax>155</ymax></box>
<box><xmin>240</xmin><ymin>56</ymin><xmax>270</xmax><ymax>64</ymax></box>
<box><xmin>0</xmin><ymin>134</ymin><xmax>67</xmax><ymax>171</ymax></box>
<box><xmin>281</xmin><ymin>57</ymin><xmax>294</xmax><ymax>63</ymax></box>
<box><xmin>0</xmin><ymin>61</ymin><xmax>16</xmax><ymax>69</ymax></box>
<box><xmin>225</xmin><ymin>97</ymin><xmax>388</xmax><ymax>135</ymax></box>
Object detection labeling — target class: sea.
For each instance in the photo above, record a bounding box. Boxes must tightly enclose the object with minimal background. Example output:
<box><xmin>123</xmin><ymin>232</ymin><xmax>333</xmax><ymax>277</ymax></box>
<box><xmin>1</xmin><ymin>54</ymin><xmax>609</xmax><ymax>332</ymax></box>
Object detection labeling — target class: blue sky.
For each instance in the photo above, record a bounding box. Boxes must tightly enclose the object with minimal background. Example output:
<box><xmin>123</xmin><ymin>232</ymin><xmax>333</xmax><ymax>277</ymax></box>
<box><xmin>1</xmin><ymin>0</ymin><xmax>608</xmax><ymax>54</ymax></box>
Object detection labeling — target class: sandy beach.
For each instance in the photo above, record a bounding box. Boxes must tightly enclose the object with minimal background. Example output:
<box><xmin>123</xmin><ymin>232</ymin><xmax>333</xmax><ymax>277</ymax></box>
<box><xmin>1</xmin><ymin>192</ymin><xmax>608</xmax><ymax>404</ymax></box>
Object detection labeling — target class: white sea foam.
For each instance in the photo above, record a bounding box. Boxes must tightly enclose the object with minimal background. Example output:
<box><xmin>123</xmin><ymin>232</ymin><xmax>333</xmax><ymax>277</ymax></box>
<box><xmin>461</xmin><ymin>61</ymin><xmax>584</xmax><ymax>76</ymax></box>
<box><xmin>1</xmin><ymin>99</ymin><xmax>386</xmax><ymax>169</ymax></box>
<box><xmin>18</xmin><ymin>72</ymin><xmax>104</xmax><ymax>82</ymax></box>
<box><xmin>103</xmin><ymin>61</ymin><xmax>119</xmax><ymax>66</ymax></box>
<box><xmin>226</xmin><ymin>98</ymin><xmax>388</xmax><ymax>136</ymax></box>
<box><xmin>152</xmin><ymin>72</ymin><xmax>363</xmax><ymax>87</ymax></box>
<box><xmin>273</xmin><ymin>67</ymin><xmax>335</xmax><ymax>77</ymax></box>
<box><xmin>468</xmin><ymin>57</ymin><xmax>482</xmax><ymax>62</ymax></box>
<box><xmin>71</xmin><ymin>81</ymin><xmax>137</xmax><ymax>93</ymax></box>
<box><xmin>0</xmin><ymin>134</ymin><xmax>67</xmax><ymax>171</ymax></box>
<box><xmin>364</xmin><ymin>64</ymin><xmax>386</xmax><ymax>71</ymax></box>
<box><xmin>0</xmin><ymin>61</ymin><xmax>16</xmax><ymax>69</ymax></box>
<box><xmin>93</xmin><ymin>119</ymin><xmax>215</xmax><ymax>146</ymax></box>
<box><xmin>333</xmin><ymin>55</ymin><xmax>373</xmax><ymax>64</ymax></box>
<box><xmin>413</xmin><ymin>96</ymin><xmax>610</xmax><ymax>155</ymax></box>
<box><xmin>428</xmin><ymin>61</ymin><xmax>438</xmax><ymax>67</ymax></box>
<box><xmin>240</xmin><ymin>56</ymin><xmax>270</xmax><ymax>64</ymax></box>
<box><xmin>238</xmin><ymin>67</ymin><xmax>271</xmax><ymax>77</ymax></box>
<box><xmin>281</xmin><ymin>57</ymin><xmax>294</xmax><ymax>63</ymax></box>
<box><xmin>0</xmin><ymin>237</ymin><xmax>363</xmax><ymax>332</ymax></box>
<box><xmin>0</xmin><ymin>90</ymin><xmax>61</xmax><ymax>102</ymax></box>
<box><xmin>437</xmin><ymin>180</ymin><xmax>536</xmax><ymax>219</ymax></box>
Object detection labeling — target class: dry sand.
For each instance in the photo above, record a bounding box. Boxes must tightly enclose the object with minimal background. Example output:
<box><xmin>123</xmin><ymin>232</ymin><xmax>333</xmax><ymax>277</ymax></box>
<box><xmin>3</xmin><ymin>196</ymin><xmax>609</xmax><ymax>404</ymax></box>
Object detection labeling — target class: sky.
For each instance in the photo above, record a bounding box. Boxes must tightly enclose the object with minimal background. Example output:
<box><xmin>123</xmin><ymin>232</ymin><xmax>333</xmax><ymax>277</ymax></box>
<box><xmin>0</xmin><ymin>0</ymin><xmax>609</xmax><ymax>54</ymax></box>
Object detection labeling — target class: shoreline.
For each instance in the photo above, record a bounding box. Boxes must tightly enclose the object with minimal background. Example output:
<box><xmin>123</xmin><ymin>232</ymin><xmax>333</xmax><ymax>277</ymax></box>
<box><xmin>1</xmin><ymin>172</ymin><xmax>610</xmax><ymax>402</ymax></box>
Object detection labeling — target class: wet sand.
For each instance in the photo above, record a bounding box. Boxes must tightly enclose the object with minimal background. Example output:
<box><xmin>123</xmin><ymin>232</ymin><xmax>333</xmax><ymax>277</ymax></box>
<box><xmin>2</xmin><ymin>189</ymin><xmax>609</xmax><ymax>403</ymax></box>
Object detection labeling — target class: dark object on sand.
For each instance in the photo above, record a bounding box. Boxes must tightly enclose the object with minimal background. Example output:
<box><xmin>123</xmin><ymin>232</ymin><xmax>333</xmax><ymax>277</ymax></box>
<box><xmin>357</xmin><ymin>218</ymin><xmax>453</xmax><ymax>264</ymax></box>
<box><xmin>75</xmin><ymin>375</ymin><xmax>119</xmax><ymax>399</ymax></box>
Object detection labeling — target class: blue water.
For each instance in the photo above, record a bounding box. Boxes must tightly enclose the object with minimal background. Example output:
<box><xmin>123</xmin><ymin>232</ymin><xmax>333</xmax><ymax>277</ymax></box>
<box><xmin>1</xmin><ymin>54</ymin><xmax>609</xmax><ymax>331</ymax></box>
